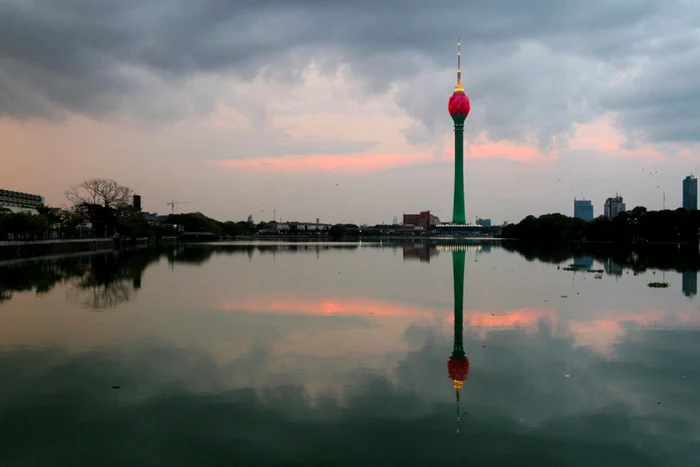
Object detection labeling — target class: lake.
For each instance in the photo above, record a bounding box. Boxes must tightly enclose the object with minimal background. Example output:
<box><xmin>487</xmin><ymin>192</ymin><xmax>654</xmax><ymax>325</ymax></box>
<box><xmin>0</xmin><ymin>241</ymin><xmax>698</xmax><ymax>466</ymax></box>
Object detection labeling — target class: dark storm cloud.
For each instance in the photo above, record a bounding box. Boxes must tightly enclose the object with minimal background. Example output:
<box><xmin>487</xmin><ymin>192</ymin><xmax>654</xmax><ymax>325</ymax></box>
<box><xmin>1</xmin><ymin>0</ymin><xmax>697</xmax><ymax>145</ymax></box>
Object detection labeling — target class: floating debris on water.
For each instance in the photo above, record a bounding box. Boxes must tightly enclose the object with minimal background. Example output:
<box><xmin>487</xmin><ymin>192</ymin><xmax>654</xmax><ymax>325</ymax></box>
<box><xmin>561</xmin><ymin>263</ymin><xmax>588</xmax><ymax>271</ymax></box>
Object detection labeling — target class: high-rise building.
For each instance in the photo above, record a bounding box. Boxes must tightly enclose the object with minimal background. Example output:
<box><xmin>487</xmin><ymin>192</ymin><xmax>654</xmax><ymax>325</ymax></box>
<box><xmin>132</xmin><ymin>194</ymin><xmax>142</xmax><ymax>212</ymax></box>
<box><xmin>682</xmin><ymin>175</ymin><xmax>697</xmax><ymax>210</ymax></box>
<box><xmin>448</xmin><ymin>40</ymin><xmax>471</xmax><ymax>224</ymax></box>
<box><xmin>574</xmin><ymin>199</ymin><xmax>594</xmax><ymax>221</ymax></box>
<box><xmin>682</xmin><ymin>270</ymin><xmax>697</xmax><ymax>298</ymax></box>
<box><xmin>604</xmin><ymin>195</ymin><xmax>626</xmax><ymax>219</ymax></box>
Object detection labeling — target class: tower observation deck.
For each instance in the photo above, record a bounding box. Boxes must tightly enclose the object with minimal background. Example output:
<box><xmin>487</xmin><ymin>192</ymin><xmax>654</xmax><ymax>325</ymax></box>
<box><xmin>447</xmin><ymin>40</ymin><xmax>471</xmax><ymax>224</ymax></box>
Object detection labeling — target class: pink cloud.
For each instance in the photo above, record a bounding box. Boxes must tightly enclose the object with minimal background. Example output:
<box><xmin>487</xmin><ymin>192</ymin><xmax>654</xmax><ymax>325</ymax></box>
<box><xmin>569</xmin><ymin>117</ymin><xmax>666</xmax><ymax>160</ymax></box>
<box><xmin>216</xmin><ymin>152</ymin><xmax>433</xmax><ymax>173</ymax></box>
<box><xmin>216</xmin><ymin>139</ymin><xmax>558</xmax><ymax>174</ymax></box>
<box><xmin>467</xmin><ymin>142</ymin><xmax>551</xmax><ymax>162</ymax></box>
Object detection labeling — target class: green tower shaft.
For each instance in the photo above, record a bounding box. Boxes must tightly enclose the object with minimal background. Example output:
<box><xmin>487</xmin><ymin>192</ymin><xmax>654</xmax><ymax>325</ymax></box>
<box><xmin>452</xmin><ymin>250</ymin><xmax>466</xmax><ymax>357</ymax></box>
<box><xmin>452</xmin><ymin>123</ymin><xmax>466</xmax><ymax>224</ymax></box>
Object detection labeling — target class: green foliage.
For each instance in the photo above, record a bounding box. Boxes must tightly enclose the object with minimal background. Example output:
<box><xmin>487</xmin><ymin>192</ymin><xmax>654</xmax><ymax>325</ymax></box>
<box><xmin>222</xmin><ymin>221</ymin><xmax>253</xmax><ymax>237</ymax></box>
<box><xmin>329</xmin><ymin>223</ymin><xmax>360</xmax><ymax>239</ymax></box>
<box><xmin>0</xmin><ymin>211</ymin><xmax>49</xmax><ymax>240</ymax></box>
<box><xmin>501</xmin><ymin>207</ymin><xmax>700</xmax><ymax>244</ymax></box>
<box><xmin>118</xmin><ymin>210</ymin><xmax>155</xmax><ymax>238</ymax></box>
<box><xmin>1</xmin><ymin>204</ymin><xmax>252</xmax><ymax>241</ymax></box>
<box><xmin>75</xmin><ymin>202</ymin><xmax>117</xmax><ymax>237</ymax></box>
<box><xmin>167</xmin><ymin>212</ymin><xmax>223</xmax><ymax>235</ymax></box>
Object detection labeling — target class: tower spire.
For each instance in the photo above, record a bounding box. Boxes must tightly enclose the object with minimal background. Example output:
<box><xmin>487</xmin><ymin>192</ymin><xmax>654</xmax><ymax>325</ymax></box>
<box><xmin>455</xmin><ymin>39</ymin><xmax>463</xmax><ymax>92</ymax></box>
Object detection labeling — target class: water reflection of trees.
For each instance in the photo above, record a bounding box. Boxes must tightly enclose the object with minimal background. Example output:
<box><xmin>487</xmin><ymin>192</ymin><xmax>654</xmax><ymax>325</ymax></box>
<box><xmin>70</xmin><ymin>249</ymin><xmax>163</xmax><ymax>309</ymax></box>
<box><xmin>0</xmin><ymin>248</ymin><xmax>165</xmax><ymax>309</ymax></box>
<box><xmin>0</xmin><ymin>257</ymin><xmax>85</xmax><ymax>303</ymax></box>
<box><xmin>502</xmin><ymin>241</ymin><xmax>700</xmax><ymax>273</ymax></box>
<box><xmin>168</xmin><ymin>243</ymin><xmax>364</xmax><ymax>262</ymax></box>
<box><xmin>166</xmin><ymin>246</ymin><xmax>215</xmax><ymax>265</ymax></box>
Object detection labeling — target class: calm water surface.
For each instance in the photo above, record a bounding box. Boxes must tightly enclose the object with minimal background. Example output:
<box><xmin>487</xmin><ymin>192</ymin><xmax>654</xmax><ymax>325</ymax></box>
<box><xmin>0</xmin><ymin>241</ymin><xmax>699</xmax><ymax>465</ymax></box>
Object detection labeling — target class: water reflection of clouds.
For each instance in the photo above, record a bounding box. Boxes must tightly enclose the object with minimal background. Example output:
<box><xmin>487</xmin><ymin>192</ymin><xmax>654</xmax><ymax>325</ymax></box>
<box><xmin>2</xmin><ymin>243</ymin><xmax>700</xmax><ymax>463</ymax></box>
<box><xmin>217</xmin><ymin>296</ymin><xmax>700</xmax><ymax>360</ymax></box>
<box><xmin>1</xmin><ymin>323</ymin><xmax>698</xmax><ymax>464</ymax></box>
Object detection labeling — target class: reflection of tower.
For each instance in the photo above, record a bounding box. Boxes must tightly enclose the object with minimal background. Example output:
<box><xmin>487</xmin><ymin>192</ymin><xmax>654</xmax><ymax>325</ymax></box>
<box><xmin>682</xmin><ymin>270</ymin><xmax>697</xmax><ymax>297</ymax></box>
<box><xmin>448</xmin><ymin>40</ymin><xmax>471</xmax><ymax>224</ymax></box>
<box><xmin>447</xmin><ymin>250</ymin><xmax>469</xmax><ymax>433</ymax></box>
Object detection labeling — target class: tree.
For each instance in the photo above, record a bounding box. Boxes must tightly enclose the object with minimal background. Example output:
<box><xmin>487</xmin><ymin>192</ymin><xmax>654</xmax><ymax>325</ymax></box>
<box><xmin>66</xmin><ymin>179</ymin><xmax>133</xmax><ymax>237</ymax></box>
<box><xmin>65</xmin><ymin>179</ymin><xmax>133</xmax><ymax>209</ymax></box>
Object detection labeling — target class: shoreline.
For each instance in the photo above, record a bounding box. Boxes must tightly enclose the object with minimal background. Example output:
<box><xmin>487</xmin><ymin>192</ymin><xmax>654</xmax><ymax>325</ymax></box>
<box><xmin>0</xmin><ymin>237</ymin><xmax>178</xmax><ymax>262</ymax></box>
<box><xmin>2</xmin><ymin>235</ymin><xmax>697</xmax><ymax>262</ymax></box>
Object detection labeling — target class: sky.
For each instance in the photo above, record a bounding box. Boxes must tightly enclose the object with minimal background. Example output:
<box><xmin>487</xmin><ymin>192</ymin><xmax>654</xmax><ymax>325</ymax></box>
<box><xmin>1</xmin><ymin>0</ymin><xmax>700</xmax><ymax>225</ymax></box>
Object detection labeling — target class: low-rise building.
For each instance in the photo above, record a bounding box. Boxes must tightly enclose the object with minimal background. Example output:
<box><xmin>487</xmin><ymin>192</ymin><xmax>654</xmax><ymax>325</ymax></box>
<box><xmin>402</xmin><ymin>211</ymin><xmax>435</xmax><ymax>231</ymax></box>
<box><xmin>0</xmin><ymin>188</ymin><xmax>44</xmax><ymax>215</ymax></box>
<box><xmin>268</xmin><ymin>220</ymin><xmax>331</xmax><ymax>233</ymax></box>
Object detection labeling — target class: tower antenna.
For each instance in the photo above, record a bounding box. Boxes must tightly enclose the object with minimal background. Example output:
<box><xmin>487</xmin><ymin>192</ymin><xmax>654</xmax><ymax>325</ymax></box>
<box><xmin>455</xmin><ymin>39</ymin><xmax>463</xmax><ymax>91</ymax></box>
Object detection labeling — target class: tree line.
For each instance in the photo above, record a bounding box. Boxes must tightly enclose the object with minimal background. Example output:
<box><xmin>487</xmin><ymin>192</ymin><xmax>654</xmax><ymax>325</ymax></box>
<box><xmin>1</xmin><ymin>179</ymin><xmax>184</xmax><ymax>241</ymax></box>
<box><xmin>501</xmin><ymin>207</ymin><xmax>700</xmax><ymax>244</ymax></box>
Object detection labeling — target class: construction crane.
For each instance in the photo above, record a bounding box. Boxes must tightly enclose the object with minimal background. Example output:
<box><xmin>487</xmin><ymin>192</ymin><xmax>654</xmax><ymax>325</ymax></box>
<box><xmin>167</xmin><ymin>200</ymin><xmax>192</xmax><ymax>214</ymax></box>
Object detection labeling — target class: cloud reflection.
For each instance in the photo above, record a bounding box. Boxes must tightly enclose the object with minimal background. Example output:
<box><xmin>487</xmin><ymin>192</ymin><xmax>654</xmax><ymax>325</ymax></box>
<box><xmin>218</xmin><ymin>294</ymin><xmax>700</xmax><ymax>359</ymax></box>
<box><xmin>2</xmin><ymin>241</ymin><xmax>700</xmax><ymax>463</ymax></box>
<box><xmin>0</xmin><ymin>321</ymin><xmax>698</xmax><ymax>465</ymax></box>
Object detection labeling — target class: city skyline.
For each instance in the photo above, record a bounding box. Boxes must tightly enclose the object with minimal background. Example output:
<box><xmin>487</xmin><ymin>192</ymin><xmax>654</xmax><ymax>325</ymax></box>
<box><xmin>2</xmin><ymin>1</ymin><xmax>700</xmax><ymax>225</ymax></box>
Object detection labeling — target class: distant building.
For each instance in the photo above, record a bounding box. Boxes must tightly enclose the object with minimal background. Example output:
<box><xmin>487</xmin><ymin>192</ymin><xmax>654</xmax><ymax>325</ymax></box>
<box><xmin>392</xmin><ymin>216</ymin><xmax>399</xmax><ymax>225</ymax></box>
<box><xmin>268</xmin><ymin>220</ymin><xmax>331</xmax><ymax>233</ymax></box>
<box><xmin>573</xmin><ymin>199</ymin><xmax>594</xmax><ymax>221</ymax></box>
<box><xmin>0</xmin><ymin>189</ymin><xmax>44</xmax><ymax>209</ymax></box>
<box><xmin>402</xmin><ymin>211</ymin><xmax>436</xmax><ymax>231</ymax></box>
<box><xmin>0</xmin><ymin>188</ymin><xmax>44</xmax><ymax>215</ymax></box>
<box><xmin>476</xmin><ymin>218</ymin><xmax>492</xmax><ymax>227</ymax></box>
<box><xmin>604</xmin><ymin>195</ymin><xmax>626</xmax><ymax>219</ymax></box>
<box><xmin>682</xmin><ymin>270</ymin><xmax>697</xmax><ymax>298</ymax></box>
<box><xmin>682</xmin><ymin>175</ymin><xmax>697</xmax><ymax>210</ymax></box>
<box><xmin>133</xmin><ymin>194</ymin><xmax>142</xmax><ymax>211</ymax></box>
